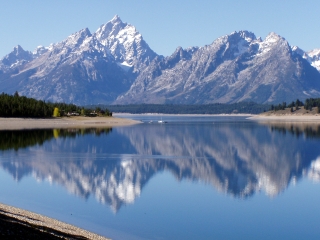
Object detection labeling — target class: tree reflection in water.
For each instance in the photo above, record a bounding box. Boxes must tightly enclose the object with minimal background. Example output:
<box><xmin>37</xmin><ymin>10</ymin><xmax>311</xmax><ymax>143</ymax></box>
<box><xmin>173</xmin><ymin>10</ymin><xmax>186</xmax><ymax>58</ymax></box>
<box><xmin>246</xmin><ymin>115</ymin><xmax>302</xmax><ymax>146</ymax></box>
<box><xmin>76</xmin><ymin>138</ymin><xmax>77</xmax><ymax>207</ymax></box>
<box><xmin>0</xmin><ymin>122</ymin><xmax>320</xmax><ymax>212</ymax></box>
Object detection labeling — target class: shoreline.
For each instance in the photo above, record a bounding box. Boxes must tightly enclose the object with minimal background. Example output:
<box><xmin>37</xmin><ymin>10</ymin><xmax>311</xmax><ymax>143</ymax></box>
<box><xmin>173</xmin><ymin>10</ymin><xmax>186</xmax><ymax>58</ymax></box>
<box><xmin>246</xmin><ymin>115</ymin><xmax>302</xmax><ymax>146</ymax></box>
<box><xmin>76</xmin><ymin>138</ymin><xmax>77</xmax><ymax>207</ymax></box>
<box><xmin>1</xmin><ymin>114</ymin><xmax>320</xmax><ymax>130</ymax></box>
<box><xmin>116</xmin><ymin>112</ymin><xmax>320</xmax><ymax>123</ymax></box>
<box><xmin>114</xmin><ymin>113</ymin><xmax>253</xmax><ymax>116</ymax></box>
<box><xmin>248</xmin><ymin>114</ymin><xmax>320</xmax><ymax>122</ymax></box>
<box><xmin>0</xmin><ymin>116</ymin><xmax>141</xmax><ymax>130</ymax></box>
<box><xmin>0</xmin><ymin>202</ymin><xmax>109</xmax><ymax>239</ymax></box>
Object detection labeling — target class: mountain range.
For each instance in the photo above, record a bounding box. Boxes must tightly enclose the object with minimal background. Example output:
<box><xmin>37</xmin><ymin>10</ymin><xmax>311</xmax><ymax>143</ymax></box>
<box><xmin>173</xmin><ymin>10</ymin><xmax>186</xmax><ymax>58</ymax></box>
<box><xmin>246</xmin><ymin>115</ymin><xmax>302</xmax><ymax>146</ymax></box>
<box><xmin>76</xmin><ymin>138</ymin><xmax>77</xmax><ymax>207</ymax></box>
<box><xmin>1</xmin><ymin>15</ymin><xmax>320</xmax><ymax>105</ymax></box>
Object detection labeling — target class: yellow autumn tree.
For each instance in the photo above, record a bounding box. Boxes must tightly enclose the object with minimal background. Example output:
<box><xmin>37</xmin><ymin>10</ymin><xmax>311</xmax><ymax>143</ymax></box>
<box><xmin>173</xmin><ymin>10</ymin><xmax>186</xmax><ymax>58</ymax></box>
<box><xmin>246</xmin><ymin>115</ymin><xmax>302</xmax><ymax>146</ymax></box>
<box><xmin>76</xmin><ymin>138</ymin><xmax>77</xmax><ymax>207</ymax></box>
<box><xmin>53</xmin><ymin>107</ymin><xmax>60</xmax><ymax>117</ymax></box>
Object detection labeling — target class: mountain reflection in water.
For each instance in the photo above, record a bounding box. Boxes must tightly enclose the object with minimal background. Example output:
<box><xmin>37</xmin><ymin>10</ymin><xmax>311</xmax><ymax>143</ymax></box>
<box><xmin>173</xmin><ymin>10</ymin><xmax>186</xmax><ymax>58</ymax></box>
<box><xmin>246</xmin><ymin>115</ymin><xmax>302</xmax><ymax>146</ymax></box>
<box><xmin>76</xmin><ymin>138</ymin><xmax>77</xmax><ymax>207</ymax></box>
<box><xmin>1</xmin><ymin>122</ymin><xmax>320</xmax><ymax>212</ymax></box>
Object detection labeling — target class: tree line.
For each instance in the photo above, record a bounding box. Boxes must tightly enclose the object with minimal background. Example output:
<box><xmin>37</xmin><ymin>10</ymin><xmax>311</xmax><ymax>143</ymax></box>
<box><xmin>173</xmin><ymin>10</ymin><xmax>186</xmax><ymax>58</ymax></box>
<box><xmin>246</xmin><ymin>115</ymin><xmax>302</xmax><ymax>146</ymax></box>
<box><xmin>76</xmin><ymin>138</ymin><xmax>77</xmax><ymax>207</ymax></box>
<box><xmin>0</xmin><ymin>92</ymin><xmax>112</xmax><ymax>118</ymax></box>
<box><xmin>97</xmin><ymin>102</ymin><xmax>270</xmax><ymax>114</ymax></box>
<box><xmin>0</xmin><ymin>128</ymin><xmax>112</xmax><ymax>151</ymax></box>
<box><xmin>4</xmin><ymin>91</ymin><xmax>320</xmax><ymax>117</ymax></box>
<box><xmin>270</xmin><ymin>98</ymin><xmax>320</xmax><ymax>112</ymax></box>
<box><xmin>270</xmin><ymin>125</ymin><xmax>320</xmax><ymax>139</ymax></box>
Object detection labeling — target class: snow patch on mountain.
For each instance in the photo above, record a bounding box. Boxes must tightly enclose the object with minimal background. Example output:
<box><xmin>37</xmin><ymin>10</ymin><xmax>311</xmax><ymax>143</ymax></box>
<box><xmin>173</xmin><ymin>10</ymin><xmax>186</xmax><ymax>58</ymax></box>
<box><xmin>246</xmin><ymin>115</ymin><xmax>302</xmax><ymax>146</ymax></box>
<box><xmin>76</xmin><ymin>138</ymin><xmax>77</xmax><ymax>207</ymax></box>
<box><xmin>256</xmin><ymin>32</ymin><xmax>283</xmax><ymax>56</ymax></box>
<box><xmin>117</xmin><ymin>61</ymin><xmax>132</xmax><ymax>72</ymax></box>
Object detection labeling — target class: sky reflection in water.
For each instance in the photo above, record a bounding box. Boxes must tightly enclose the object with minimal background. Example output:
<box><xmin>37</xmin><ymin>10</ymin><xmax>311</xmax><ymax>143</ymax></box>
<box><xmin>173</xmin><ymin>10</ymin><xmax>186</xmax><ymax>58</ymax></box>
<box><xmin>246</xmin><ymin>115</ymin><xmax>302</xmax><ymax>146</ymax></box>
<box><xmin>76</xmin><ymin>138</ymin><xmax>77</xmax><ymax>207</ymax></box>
<box><xmin>0</xmin><ymin>115</ymin><xmax>320</xmax><ymax>240</ymax></box>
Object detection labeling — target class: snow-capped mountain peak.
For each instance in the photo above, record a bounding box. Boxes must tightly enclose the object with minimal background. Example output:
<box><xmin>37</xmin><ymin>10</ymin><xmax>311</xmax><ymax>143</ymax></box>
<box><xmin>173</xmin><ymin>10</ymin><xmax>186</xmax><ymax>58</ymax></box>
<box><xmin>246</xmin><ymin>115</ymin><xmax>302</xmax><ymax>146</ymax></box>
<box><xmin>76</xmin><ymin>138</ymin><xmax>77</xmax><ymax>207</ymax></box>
<box><xmin>206</xmin><ymin>30</ymin><xmax>256</xmax><ymax>59</ymax></box>
<box><xmin>307</xmin><ymin>49</ymin><xmax>320</xmax><ymax>61</ymax></box>
<box><xmin>110</xmin><ymin>14</ymin><xmax>122</xmax><ymax>23</ymax></box>
<box><xmin>292</xmin><ymin>46</ymin><xmax>320</xmax><ymax>72</ymax></box>
<box><xmin>232</xmin><ymin>30</ymin><xmax>256</xmax><ymax>42</ymax></box>
<box><xmin>255</xmin><ymin>32</ymin><xmax>289</xmax><ymax>56</ymax></box>
<box><xmin>265</xmin><ymin>32</ymin><xmax>282</xmax><ymax>43</ymax></box>
<box><xmin>32</xmin><ymin>45</ymin><xmax>48</xmax><ymax>57</ymax></box>
<box><xmin>291</xmin><ymin>45</ymin><xmax>305</xmax><ymax>56</ymax></box>
<box><xmin>94</xmin><ymin>15</ymin><xmax>158</xmax><ymax>70</ymax></box>
<box><xmin>0</xmin><ymin>45</ymin><xmax>33</xmax><ymax>70</ymax></box>
<box><xmin>62</xmin><ymin>28</ymin><xmax>92</xmax><ymax>48</ymax></box>
<box><xmin>1</xmin><ymin>16</ymin><xmax>320</xmax><ymax>106</ymax></box>
<box><xmin>95</xmin><ymin>15</ymin><xmax>126</xmax><ymax>43</ymax></box>
<box><xmin>230</xmin><ymin>31</ymin><xmax>256</xmax><ymax>56</ymax></box>
<box><xmin>306</xmin><ymin>49</ymin><xmax>320</xmax><ymax>71</ymax></box>
<box><xmin>13</xmin><ymin>45</ymin><xmax>25</xmax><ymax>55</ymax></box>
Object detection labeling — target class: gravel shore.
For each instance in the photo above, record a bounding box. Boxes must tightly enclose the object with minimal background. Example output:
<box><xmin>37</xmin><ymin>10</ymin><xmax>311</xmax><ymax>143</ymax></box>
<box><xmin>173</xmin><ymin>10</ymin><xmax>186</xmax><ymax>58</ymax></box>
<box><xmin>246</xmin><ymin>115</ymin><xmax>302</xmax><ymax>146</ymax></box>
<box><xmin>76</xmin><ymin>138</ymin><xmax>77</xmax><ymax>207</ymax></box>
<box><xmin>0</xmin><ymin>116</ymin><xmax>141</xmax><ymax>130</ymax></box>
<box><xmin>0</xmin><ymin>203</ymin><xmax>110</xmax><ymax>239</ymax></box>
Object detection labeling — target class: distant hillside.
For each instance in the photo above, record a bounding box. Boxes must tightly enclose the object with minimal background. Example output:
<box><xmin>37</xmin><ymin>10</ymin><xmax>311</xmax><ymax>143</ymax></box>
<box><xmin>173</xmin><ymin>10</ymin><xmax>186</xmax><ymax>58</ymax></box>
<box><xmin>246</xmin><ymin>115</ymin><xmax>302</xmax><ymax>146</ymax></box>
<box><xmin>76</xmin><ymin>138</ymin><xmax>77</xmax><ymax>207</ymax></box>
<box><xmin>96</xmin><ymin>102</ymin><xmax>270</xmax><ymax>114</ymax></box>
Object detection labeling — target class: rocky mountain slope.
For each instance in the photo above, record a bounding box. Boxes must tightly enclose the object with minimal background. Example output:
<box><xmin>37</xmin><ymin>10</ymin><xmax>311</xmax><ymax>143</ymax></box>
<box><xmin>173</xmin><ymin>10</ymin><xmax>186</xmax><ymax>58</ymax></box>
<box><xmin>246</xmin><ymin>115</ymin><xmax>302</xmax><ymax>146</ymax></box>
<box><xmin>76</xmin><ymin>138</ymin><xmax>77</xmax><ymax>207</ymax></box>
<box><xmin>95</xmin><ymin>15</ymin><xmax>160</xmax><ymax>74</ymax></box>
<box><xmin>115</xmin><ymin>31</ymin><xmax>320</xmax><ymax>104</ymax></box>
<box><xmin>0</xmin><ymin>16</ymin><xmax>158</xmax><ymax>105</ymax></box>
<box><xmin>1</xmin><ymin>16</ymin><xmax>320</xmax><ymax>105</ymax></box>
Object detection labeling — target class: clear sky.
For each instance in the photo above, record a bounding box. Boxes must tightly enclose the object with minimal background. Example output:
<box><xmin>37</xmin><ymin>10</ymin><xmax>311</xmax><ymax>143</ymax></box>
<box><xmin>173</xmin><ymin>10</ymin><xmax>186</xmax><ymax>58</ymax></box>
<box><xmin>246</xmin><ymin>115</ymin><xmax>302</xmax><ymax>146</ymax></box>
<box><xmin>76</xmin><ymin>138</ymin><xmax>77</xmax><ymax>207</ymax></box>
<box><xmin>1</xmin><ymin>0</ymin><xmax>319</xmax><ymax>58</ymax></box>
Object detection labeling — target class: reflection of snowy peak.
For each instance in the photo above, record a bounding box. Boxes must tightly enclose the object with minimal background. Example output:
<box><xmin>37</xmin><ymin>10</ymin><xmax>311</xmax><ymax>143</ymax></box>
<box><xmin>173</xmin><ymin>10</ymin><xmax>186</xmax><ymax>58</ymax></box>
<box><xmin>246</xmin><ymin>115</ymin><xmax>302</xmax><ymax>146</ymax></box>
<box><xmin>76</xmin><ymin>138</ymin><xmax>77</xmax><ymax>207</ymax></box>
<box><xmin>307</xmin><ymin>157</ymin><xmax>320</xmax><ymax>181</ymax></box>
<box><xmin>115</xmin><ymin>123</ymin><xmax>320</xmax><ymax>198</ymax></box>
<box><xmin>2</xmin><ymin>122</ymin><xmax>319</xmax><ymax>213</ymax></box>
<box><xmin>1</xmin><ymin>152</ymin><xmax>157</xmax><ymax>212</ymax></box>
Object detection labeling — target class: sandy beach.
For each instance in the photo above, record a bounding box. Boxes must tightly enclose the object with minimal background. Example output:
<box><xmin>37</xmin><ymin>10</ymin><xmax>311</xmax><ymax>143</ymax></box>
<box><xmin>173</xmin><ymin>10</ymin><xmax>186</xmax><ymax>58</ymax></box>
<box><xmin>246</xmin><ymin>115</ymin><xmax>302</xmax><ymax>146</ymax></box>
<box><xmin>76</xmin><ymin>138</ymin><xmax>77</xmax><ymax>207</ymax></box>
<box><xmin>2</xmin><ymin>115</ymin><xmax>319</xmax><ymax>130</ymax></box>
<box><xmin>0</xmin><ymin>116</ymin><xmax>141</xmax><ymax>130</ymax></box>
<box><xmin>247</xmin><ymin>106</ymin><xmax>320</xmax><ymax>123</ymax></box>
<box><xmin>0</xmin><ymin>203</ymin><xmax>109</xmax><ymax>239</ymax></box>
<box><xmin>249</xmin><ymin>114</ymin><xmax>320</xmax><ymax>122</ymax></box>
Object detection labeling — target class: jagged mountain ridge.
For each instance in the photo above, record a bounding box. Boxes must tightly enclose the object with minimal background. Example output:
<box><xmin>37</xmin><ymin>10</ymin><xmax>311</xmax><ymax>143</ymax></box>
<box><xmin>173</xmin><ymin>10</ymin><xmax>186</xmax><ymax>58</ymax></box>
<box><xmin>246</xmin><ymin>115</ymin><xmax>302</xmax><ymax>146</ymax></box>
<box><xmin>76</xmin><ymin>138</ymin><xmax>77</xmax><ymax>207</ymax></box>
<box><xmin>1</xmin><ymin>16</ymin><xmax>320</xmax><ymax>105</ymax></box>
<box><xmin>95</xmin><ymin>15</ymin><xmax>160</xmax><ymax>74</ymax></box>
<box><xmin>292</xmin><ymin>46</ymin><xmax>320</xmax><ymax>71</ymax></box>
<box><xmin>0</xmin><ymin>16</ymin><xmax>158</xmax><ymax>105</ymax></box>
<box><xmin>0</xmin><ymin>30</ymin><xmax>128</xmax><ymax>104</ymax></box>
<box><xmin>115</xmin><ymin>31</ymin><xmax>320</xmax><ymax>104</ymax></box>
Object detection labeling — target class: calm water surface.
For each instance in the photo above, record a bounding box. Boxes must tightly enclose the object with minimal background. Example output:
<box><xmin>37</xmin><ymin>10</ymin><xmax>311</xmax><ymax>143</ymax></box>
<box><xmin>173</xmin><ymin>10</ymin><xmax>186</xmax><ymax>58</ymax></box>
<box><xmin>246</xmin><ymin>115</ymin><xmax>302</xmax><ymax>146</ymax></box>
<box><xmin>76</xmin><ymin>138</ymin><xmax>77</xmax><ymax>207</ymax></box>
<box><xmin>0</xmin><ymin>115</ymin><xmax>320</xmax><ymax>240</ymax></box>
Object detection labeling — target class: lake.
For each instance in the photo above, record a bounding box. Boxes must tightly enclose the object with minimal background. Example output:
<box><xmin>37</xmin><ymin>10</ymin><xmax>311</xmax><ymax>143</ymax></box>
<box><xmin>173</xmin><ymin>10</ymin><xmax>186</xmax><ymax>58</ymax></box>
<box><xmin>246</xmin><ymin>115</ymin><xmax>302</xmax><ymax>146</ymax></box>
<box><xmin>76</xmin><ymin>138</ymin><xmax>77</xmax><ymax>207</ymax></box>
<box><xmin>0</xmin><ymin>114</ymin><xmax>320</xmax><ymax>240</ymax></box>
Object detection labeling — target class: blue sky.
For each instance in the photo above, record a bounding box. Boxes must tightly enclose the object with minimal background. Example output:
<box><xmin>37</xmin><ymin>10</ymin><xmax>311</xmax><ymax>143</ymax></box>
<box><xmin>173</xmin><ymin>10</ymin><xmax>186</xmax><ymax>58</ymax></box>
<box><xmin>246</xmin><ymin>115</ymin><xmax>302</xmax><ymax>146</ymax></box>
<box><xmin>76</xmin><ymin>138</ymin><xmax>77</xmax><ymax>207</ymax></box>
<box><xmin>1</xmin><ymin>0</ymin><xmax>319</xmax><ymax>57</ymax></box>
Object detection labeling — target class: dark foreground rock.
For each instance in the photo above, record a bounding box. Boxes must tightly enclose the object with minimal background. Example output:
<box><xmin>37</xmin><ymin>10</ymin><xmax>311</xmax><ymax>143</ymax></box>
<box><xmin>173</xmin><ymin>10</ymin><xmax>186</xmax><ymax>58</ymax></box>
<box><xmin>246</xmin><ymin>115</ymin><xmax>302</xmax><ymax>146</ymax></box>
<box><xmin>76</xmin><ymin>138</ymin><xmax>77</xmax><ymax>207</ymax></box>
<box><xmin>0</xmin><ymin>203</ymin><xmax>109</xmax><ymax>240</ymax></box>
